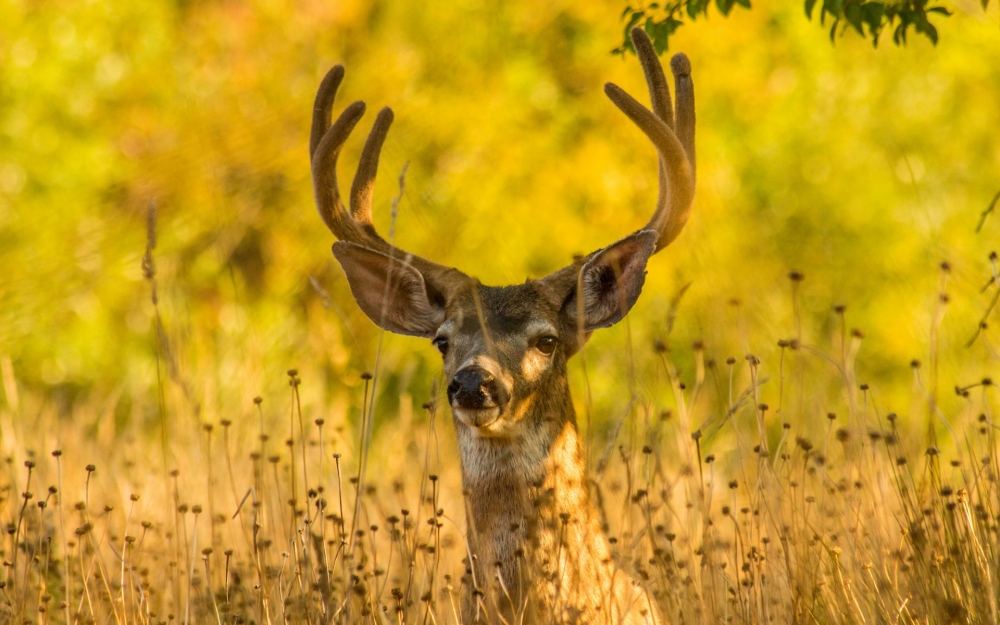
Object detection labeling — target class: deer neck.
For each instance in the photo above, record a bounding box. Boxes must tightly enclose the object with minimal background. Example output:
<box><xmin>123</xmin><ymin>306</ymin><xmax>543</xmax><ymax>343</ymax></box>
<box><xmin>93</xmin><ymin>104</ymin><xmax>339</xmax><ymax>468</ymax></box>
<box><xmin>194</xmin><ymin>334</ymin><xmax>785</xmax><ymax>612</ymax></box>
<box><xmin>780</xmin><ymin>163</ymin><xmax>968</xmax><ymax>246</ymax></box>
<box><xmin>453</xmin><ymin>379</ymin><xmax>613</xmax><ymax>612</ymax></box>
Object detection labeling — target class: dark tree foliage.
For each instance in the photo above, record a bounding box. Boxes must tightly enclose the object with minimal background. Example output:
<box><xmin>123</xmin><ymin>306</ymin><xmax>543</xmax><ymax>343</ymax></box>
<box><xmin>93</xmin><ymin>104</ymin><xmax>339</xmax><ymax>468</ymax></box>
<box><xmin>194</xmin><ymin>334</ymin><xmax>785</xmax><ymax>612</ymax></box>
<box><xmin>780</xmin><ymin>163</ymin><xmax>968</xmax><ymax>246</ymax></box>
<box><xmin>615</xmin><ymin>0</ymin><xmax>992</xmax><ymax>54</ymax></box>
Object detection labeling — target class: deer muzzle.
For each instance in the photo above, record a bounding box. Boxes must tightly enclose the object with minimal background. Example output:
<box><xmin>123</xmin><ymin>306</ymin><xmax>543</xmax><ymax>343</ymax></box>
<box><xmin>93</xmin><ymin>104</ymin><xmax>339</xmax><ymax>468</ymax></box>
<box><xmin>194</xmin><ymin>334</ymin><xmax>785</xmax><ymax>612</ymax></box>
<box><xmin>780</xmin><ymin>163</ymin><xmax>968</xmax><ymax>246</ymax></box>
<box><xmin>447</xmin><ymin>365</ymin><xmax>506</xmax><ymax>427</ymax></box>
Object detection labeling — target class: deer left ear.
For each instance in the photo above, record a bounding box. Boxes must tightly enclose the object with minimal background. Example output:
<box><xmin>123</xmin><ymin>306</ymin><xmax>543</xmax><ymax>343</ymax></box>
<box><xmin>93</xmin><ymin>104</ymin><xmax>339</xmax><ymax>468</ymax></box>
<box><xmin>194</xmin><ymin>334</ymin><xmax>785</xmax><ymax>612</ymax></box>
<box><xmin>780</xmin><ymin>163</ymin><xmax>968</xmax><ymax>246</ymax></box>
<box><xmin>563</xmin><ymin>230</ymin><xmax>657</xmax><ymax>331</ymax></box>
<box><xmin>332</xmin><ymin>242</ymin><xmax>446</xmax><ymax>337</ymax></box>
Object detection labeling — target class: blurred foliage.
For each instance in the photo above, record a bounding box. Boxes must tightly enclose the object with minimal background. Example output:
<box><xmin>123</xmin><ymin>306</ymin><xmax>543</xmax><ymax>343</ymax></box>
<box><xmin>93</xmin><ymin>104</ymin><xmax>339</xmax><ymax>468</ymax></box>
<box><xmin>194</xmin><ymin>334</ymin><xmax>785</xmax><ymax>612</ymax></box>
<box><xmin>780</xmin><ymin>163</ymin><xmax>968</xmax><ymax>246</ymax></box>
<box><xmin>615</xmin><ymin>0</ymin><xmax>991</xmax><ymax>54</ymax></box>
<box><xmin>0</xmin><ymin>0</ymin><xmax>998</xmax><ymax>444</ymax></box>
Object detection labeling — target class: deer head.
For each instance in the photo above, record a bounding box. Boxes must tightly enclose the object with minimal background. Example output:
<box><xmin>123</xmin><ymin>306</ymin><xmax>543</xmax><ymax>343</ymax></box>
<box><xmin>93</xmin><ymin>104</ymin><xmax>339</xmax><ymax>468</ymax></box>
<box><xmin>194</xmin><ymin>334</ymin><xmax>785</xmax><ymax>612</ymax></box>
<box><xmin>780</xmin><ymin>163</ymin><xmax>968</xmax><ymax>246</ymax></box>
<box><xmin>310</xmin><ymin>28</ymin><xmax>695</xmax><ymax>440</ymax></box>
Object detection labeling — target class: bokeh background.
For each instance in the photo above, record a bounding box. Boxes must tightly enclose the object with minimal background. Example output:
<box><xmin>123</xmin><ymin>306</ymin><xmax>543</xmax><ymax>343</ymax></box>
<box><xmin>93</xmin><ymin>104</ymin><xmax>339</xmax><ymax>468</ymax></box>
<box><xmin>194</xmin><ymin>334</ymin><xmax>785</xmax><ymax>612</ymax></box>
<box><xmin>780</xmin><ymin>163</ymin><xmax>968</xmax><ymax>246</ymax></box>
<box><xmin>1</xmin><ymin>0</ymin><xmax>999</xmax><ymax>467</ymax></box>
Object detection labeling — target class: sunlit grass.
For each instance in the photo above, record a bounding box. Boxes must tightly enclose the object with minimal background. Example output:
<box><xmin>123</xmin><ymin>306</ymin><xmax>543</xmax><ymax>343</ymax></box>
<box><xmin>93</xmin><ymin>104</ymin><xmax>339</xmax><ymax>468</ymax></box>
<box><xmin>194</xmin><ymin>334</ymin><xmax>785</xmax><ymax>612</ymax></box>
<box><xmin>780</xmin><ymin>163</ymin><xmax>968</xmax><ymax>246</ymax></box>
<box><xmin>2</xmin><ymin>244</ymin><xmax>998</xmax><ymax>624</ymax></box>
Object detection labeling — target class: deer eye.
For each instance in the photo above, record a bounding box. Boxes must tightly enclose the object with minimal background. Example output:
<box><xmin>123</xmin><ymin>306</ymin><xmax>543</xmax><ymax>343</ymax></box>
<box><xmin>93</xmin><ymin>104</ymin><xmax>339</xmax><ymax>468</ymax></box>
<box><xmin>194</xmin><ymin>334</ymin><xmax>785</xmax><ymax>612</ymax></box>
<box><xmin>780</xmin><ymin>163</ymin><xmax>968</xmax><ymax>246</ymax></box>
<box><xmin>535</xmin><ymin>336</ymin><xmax>557</xmax><ymax>356</ymax></box>
<box><xmin>432</xmin><ymin>336</ymin><xmax>449</xmax><ymax>356</ymax></box>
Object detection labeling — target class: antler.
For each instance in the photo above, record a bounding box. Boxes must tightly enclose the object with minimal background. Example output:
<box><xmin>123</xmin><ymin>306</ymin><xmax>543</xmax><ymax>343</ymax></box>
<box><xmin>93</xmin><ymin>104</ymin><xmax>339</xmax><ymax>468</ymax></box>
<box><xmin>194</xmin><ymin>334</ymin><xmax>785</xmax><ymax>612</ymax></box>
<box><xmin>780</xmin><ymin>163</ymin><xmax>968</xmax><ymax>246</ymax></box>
<box><xmin>311</xmin><ymin>27</ymin><xmax>693</xmax><ymax>293</ymax></box>
<box><xmin>309</xmin><ymin>65</ymin><xmax>456</xmax><ymax>279</ymax></box>
<box><xmin>605</xmin><ymin>27</ymin><xmax>696</xmax><ymax>253</ymax></box>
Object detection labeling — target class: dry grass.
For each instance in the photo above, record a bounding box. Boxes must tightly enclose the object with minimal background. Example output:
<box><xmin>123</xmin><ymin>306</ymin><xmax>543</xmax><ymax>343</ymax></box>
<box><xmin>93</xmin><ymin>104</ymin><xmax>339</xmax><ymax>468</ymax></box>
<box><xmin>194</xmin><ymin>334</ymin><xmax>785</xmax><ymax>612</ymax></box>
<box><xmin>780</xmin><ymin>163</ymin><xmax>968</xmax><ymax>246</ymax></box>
<box><xmin>2</xmin><ymin>245</ymin><xmax>999</xmax><ymax>624</ymax></box>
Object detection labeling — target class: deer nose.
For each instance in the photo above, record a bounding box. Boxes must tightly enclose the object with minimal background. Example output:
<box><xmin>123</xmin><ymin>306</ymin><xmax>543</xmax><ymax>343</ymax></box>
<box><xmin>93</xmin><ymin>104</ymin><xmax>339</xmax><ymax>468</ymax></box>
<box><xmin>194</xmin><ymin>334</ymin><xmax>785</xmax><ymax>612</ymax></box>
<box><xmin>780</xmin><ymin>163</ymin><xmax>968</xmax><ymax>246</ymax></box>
<box><xmin>447</xmin><ymin>366</ymin><xmax>498</xmax><ymax>410</ymax></box>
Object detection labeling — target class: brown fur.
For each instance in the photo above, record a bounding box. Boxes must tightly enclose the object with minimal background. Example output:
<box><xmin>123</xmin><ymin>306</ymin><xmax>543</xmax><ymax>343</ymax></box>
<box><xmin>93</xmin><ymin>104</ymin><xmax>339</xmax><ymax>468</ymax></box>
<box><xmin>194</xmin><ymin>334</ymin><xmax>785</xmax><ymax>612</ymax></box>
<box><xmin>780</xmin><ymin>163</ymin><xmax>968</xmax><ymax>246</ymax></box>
<box><xmin>306</xmin><ymin>28</ymin><xmax>697</xmax><ymax>624</ymax></box>
<box><xmin>441</xmin><ymin>283</ymin><xmax>660</xmax><ymax>624</ymax></box>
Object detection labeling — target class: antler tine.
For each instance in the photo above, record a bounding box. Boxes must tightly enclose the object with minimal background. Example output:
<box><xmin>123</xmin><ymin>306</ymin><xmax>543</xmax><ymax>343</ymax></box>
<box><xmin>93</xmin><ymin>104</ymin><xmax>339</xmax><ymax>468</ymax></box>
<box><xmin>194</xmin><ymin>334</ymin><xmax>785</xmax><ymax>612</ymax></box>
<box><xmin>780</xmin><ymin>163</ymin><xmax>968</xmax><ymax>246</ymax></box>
<box><xmin>604</xmin><ymin>28</ymin><xmax>696</xmax><ymax>253</ymax></box>
<box><xmin>310</xmin><ymin>65</ymin><xmax>345</xmax><ymax>159</ymax></box>
<box><xmin>349</xmin><ymin>107</ymin><xmax>394</xmax><ymax>229</ymax></box>
<box><xmin>632</xmin><ymin>29</ymin><xmax>673</xmax><ymax>128</ymax></box>
<box><xmin>670</xmin><ymin>53</ymin><xmax>696</xmax><ymax>177</ymax></box>
<box><xmin>311</xmin><ymin>95</ymin><xmax>369</xmax><ymax>243</ymax></box>
<box><xmin>310</xmin><ymin>66</ymin><xmax>459</xmax><ymax>281</ymax></box>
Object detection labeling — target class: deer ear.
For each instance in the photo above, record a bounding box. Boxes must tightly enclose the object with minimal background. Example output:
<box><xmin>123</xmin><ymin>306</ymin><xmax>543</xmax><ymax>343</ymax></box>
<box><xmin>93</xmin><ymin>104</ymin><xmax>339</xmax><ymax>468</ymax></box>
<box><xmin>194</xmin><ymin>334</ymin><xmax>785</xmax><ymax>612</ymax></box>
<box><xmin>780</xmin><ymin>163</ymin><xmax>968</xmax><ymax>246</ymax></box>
<box><xmin>563</xmin><ymin>230</ymin><xmax>657</xmax><ymax>331</ymax></box>
<box><xmin>332</xmin><ymin>242</ymin><xmax>446</xmax><ymax>337</ymax></box>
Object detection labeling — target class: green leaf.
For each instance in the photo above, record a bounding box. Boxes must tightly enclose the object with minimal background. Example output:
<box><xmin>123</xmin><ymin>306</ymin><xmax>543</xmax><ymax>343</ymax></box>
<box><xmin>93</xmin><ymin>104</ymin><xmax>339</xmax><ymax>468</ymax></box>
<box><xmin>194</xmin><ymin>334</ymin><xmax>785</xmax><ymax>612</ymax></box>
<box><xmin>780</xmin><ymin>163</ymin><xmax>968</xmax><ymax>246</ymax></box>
<box><xmin>845</xmin><ymin>2</ymin><xmax>865</xmax><ymax>36</ymax></box>
<box><xmin>923</xmin><ymin>21</ymin><xmax>939</xmax><ymax>44</ymax></box>
<box><xmin>893</xmin><ymin>21</ymin><xmax>907</xmax><ymax>44</ymax></box>
<box><xmin>644</xmin><ymin>15</ymin><xmax>682</xmax><ymax>54</ymax></box>
<box><xmin>624</xmin><ymin>10</ymin><xmax>646</xmax><ymax>34</ymax></box>
<box><xmin>804</xmin><ymin>0</ymin><xmax>818</xmax><ymax>18</ymax></box>
<box><xmin>862</xmin><ymin>3</ymin><xmax>884</xmax><ymax>25</ymax></box>
<box><xmin>687</xmin><ymin>0</ymin><xmax>711</xmax><ymax>18</ymax></box>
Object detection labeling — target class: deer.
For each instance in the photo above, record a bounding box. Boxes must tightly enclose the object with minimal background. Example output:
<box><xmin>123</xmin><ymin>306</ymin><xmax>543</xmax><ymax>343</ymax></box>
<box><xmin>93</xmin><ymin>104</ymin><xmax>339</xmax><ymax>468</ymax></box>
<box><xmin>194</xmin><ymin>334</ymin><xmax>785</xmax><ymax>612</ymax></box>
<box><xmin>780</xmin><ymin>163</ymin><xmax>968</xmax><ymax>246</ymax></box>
<box><xmin>308</xmin><ymin>27</ymin><xmax>694</xmax><ymax>624</ymax></box>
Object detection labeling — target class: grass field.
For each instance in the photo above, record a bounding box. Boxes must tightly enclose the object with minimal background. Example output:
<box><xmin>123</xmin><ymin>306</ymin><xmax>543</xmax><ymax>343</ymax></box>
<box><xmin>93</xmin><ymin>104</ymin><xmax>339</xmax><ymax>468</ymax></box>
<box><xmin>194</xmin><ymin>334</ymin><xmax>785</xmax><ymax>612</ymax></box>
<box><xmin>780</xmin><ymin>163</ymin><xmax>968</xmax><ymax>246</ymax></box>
<box><xmin>3</xmin><ymin>252</ymin><xmax>999</xmax><ymax>623</ymax></box>
<box><xmin>2</xmin><ymin>0</ymin><xmax>1000</xmax><ymax>623</ymax></box>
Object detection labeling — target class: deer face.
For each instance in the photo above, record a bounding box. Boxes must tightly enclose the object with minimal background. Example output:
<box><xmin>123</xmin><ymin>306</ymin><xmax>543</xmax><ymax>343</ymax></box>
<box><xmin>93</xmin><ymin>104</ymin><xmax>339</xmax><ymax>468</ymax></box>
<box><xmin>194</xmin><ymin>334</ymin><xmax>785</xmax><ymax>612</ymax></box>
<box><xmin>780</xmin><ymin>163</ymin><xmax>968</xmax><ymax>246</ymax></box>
<box><xmin>331</xmin><ymin>229</ymin><xmax>658</xmax><ymax>440</ymax></box>
<box><xmin>436</xmin><ymin>284</ymin><xmax>563</xmax><ymax>436</ymax></box>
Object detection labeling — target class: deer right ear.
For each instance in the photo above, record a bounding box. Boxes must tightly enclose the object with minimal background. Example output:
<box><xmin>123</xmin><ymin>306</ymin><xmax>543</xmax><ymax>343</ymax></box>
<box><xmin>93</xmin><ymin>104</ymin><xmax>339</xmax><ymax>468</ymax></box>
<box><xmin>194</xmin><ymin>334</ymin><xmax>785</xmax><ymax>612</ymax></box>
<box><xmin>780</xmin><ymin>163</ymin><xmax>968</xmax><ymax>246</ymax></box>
<box><xmin>564</xmin><ymin>230</ymin><xmax>658</xmax><ymax>331</ymax></box>
<box><xmin>332</xmin><ymin>242</ymin><xmax>446</xmax><ymax>338</ymax></box>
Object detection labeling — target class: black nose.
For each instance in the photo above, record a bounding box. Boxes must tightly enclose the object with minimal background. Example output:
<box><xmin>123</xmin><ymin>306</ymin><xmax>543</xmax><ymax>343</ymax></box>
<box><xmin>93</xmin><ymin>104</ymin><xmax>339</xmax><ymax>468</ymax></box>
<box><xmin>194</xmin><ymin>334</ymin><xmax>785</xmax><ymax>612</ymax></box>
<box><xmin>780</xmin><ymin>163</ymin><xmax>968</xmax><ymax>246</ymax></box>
<box><xmin>447</xmin><ymin>366</ymin><xmax>497</xmax><ymax>409</ymax></box>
